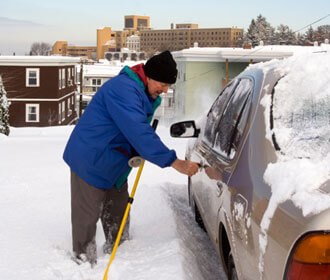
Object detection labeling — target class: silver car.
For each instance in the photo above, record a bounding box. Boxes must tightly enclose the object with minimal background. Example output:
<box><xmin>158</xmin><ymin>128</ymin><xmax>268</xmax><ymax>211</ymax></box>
<box><xmin>170</xmin><ymin>53</ymin><xmax>330</xmax><ymax>280</ymax></box>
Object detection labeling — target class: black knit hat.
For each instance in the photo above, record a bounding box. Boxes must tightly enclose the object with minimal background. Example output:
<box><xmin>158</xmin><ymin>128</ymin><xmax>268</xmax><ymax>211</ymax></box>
<box><xmin>144</xmin><ymin>51</ymin><xmax>178</xmax><ymax>84</ymax></box>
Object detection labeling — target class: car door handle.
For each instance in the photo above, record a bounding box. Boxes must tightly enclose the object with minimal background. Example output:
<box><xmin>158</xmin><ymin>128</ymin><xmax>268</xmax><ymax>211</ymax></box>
<box><xmin>198</xmin><ymin>161</ymin><xmax>205</xmax><ymax>171</ymax></box>
<box><xmin>217</xmin><ymin>182</ymin><xmax>224</xmax><ymax>190</ymax></box>
<box><xmin>217</xmin><ymin>182</ymin><xmax>225</xmax><ymax>196</ymax></box>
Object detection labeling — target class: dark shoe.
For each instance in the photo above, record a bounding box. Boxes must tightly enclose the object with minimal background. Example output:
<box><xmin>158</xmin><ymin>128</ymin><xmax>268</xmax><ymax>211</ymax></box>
<box><xmin>86</xmin><ymin>242</ymin><xmax>97</xmax><ymax>267</ymax></box>
<box><xmin>103</xmin><ymin>241</ymin><xmax>114</xmax><ymax>255</ymax></box>
<box><xmin>71</xmin><ymin>253</ymin><xmax>88</xmax><ymax>265</ymax></box>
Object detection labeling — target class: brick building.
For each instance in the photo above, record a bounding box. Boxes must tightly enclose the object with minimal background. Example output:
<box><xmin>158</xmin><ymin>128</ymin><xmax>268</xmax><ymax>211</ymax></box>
<box><xmin>0</xmin><ymin>56</ymin><xmax>80</xmax><ymax>127</ymax></box>
<box><xmin>140</xmin><ymin>24</ymin><xmax>243</xmax><ymax>52</ymax></box>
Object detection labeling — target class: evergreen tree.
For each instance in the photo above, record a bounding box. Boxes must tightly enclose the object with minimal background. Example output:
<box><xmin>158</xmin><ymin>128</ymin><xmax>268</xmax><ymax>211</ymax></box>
<box><xmin>314</xmin><ymin>25</ymin><xmax>330</xmax><ymax>44</ymax></box>
<box><xmin>304</xmin><ymin>26</ymin><xmax>315</xmax><ymax>45</ymax></box>
<box><xmin>296</xmin><ymin>33</ymin><xmax>306</xmax><ymax>45</ymax></box>
<box><xmin>0</xmin><ymin>75</ymin><xmax>10</xmax><ymax>136</ymax></box>
<box><xmin>275</xmin><ymin>24</ymin><xmax>297</xmax><ymax>45</ymax></box>
<box><xmin>244</xmin><ymin>14</ymin><xmax>275</xmax><ymax>46</ymax></box>
<box><xmin>245</xmin><ymin>19</ymin><xmax>257</xmax><ymax>46</ymax></box>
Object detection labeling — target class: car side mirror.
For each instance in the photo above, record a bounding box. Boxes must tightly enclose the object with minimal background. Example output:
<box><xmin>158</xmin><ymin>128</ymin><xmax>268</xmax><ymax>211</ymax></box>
<box><xmin>170</xmin><ymin>121</ymin><xmax>200</xmax><ymax>138</ymax></box>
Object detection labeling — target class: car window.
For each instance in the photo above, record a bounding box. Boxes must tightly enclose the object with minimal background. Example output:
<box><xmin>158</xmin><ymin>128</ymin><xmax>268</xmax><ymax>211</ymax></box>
<box><xmin>213</xmin><ymin>78</ymin><xmax>253</xmax><ymax>159</ymax></box>
<box><xmin>203</xmin><ymin>80</ymin><xmax>239</xmax><ymax>146</ymax></box>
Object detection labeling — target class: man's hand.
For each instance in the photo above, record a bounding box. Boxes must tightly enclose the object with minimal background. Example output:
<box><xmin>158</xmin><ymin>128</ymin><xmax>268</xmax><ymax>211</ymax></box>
<box><xmin>171</xmin><ymin>159</ymin><xmax>199</xmax><ymax>176</ymax></box>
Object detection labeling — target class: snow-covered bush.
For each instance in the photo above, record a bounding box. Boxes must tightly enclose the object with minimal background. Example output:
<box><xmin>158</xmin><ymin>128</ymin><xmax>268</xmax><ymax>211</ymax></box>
<box><xmin>0</xmin><ymin>75</ymin><xmax>10</xmax><ymax>136</ymax></box>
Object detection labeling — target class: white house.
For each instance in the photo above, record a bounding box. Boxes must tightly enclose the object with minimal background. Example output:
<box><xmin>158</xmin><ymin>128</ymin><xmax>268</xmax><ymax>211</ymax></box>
<box><xmin>171</xmin><ymin>44</ymin><xmax>329</xmax><ymax>120</ymax></box>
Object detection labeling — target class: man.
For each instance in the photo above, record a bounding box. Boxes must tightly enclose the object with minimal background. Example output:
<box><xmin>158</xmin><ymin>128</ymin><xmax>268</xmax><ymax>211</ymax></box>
<box><xmin>63</xmin><ymin>50</ymin><xmax>199</xmax><ymax>265</ymax></box>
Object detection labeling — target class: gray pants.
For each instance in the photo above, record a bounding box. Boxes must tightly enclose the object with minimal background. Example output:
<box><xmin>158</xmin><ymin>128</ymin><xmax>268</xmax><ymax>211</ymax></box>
<box><xmin>70</xmin><ymin>170</ymin><xmax>129</xmax><ymax>259</ymax></box>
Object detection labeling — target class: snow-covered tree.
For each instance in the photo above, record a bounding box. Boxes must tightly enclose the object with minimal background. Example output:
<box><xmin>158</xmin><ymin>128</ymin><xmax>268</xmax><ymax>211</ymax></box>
<box><xmin>314</xmin><ymin>25</ymin><xmax>330</xmax><ymax>44</ymax></box>
<box><xmin>296</xmin><ymin>33</ymin><xmax>307</xmax><ymax>45</ymax></box>
<box><xmin>0</xmin><ymin>75</ymin><xmax>10</xmax><ymax>136</ymax></box>
<box><xmin>244</xmin><ymin>14</ymin><xmax>275</xmax><ymax>46</ymax></box>
<box><xmin>275</xmin><ymin>24</ymin><xmax>297</xmax><ymax>45</ymax></box>
<box><xmin>304</xmin><ymin>26</ymin><xmax>315</xmax><ymax>45</ymax></box>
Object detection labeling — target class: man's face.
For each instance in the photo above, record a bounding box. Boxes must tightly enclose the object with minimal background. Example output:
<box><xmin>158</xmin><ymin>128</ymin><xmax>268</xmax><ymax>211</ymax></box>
<box><xmin>147</xmin><ymin>77</ymin><xmax>171</xmax><ymax>99</ymax></box>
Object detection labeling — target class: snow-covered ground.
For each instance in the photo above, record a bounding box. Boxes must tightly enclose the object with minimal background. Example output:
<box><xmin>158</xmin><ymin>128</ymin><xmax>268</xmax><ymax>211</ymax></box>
<box><xmin>1</xmin><ymin>48</ymin><xmax>329</xmax><ymax>280</ymax></box>
<box><xmin>0</xmin><ymin>125</ymin><xmax>226</xmax><ymax>280</ymax></box>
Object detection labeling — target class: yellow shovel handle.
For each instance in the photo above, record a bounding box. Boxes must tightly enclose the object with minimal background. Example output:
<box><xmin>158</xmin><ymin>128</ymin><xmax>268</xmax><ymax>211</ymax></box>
<box><xmin>103</xmin><ymin>160</ymin><xmax>145</xmax><ymax>280</ymax></box>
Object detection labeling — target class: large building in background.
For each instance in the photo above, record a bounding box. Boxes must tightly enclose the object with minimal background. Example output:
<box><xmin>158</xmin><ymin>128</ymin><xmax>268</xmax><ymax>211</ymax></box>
<box><xmin>52</xmin><ymin>41</ymin><xmax>97</xmax><ymax>60</ymax></box>
<box><xmin>124</xmin><ymin>15</ymin><xmax>150</xmax><ymax>31</ymax></box>
<box><xmin>52</xmin><ymin>15</ymin><xmax>150</xmax><ymax>60</ymax></box>
<box><xmin>52</xmin><ymin>16</ymin><xmax>243</xmax><ymax>60</ymax></box>
<box><xmin>140</xmin><ymin>24</ymin><xmax>243</xmax><ymax>52</ymax></box>
<box><xmin>127</xmin><ymin>35</ymin><xmax>141</xmax><ymax>52</ymax></box>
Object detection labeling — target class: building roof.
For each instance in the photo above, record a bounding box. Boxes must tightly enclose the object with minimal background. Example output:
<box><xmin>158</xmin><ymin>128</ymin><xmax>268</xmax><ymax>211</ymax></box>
<box><xmin>0</xmin><ymin>56</ymin><xmax>81</xmax><ymax>66</ymax></box>
<box><xmin>83</xmin><ymin>65</ymin><xmax>122</xmax><ymax>77</ymax></box>
<box><xmin>81</xmin><ymin>60</ymin><xmax>145</xmax><ymax>77</ymax></box>
<box><xmin>172</xmin><ymin>44</ymin><xmax>330</xmax><ymax>63</ymax></box>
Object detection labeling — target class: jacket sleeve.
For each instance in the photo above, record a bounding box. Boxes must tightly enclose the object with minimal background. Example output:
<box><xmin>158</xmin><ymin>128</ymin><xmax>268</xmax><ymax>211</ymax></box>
<box><xmin>103</xmin><ymin>80</ymin><xmax>177</xmax><ymax>168</ymax></box>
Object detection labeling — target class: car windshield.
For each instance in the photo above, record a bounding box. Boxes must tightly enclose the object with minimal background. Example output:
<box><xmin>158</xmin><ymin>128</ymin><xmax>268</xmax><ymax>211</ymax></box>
<box><xmin>272</xmin><ymin>79</ymin><xmax>330</xmax><ymax>160</ymax></box>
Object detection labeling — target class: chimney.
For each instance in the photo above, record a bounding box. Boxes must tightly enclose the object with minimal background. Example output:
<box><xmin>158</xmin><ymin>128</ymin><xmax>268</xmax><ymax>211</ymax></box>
<box><xmin>171</xmin><ymin>23</ymin><xmax>174</xmax><ymax>29</ymax></box>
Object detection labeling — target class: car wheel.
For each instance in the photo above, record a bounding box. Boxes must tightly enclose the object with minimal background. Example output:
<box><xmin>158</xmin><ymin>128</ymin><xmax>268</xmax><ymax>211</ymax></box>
<box><xmin>228</xmin><ymin>251</ymin><xmax>238</xmax><ymax>280</ymax></box>
<box><xmin>194</xmin><ymin>200</ymin><xmax>206</xmax><ymax>231</ymax></box>
<box><xmin>188</xmin><ymin>175</ymin><xmax>206</xmax><ymax>231</ymax></box>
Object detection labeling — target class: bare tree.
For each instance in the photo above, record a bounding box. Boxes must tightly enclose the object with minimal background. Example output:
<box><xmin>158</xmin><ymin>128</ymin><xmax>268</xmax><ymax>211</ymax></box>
<box><xmin>144</xmin><ymin>47</ymin><xmax>158</xmax><ymax>59</ymax></box>
<box><xmin>158</xmin><ymin>43</ymin><xmax>175</xmax><ymax>53</ymax></box>
<box><xmin>30</xmin><ymin>42</ymin><xmax>51</xmax><ymax>56</ymax></box>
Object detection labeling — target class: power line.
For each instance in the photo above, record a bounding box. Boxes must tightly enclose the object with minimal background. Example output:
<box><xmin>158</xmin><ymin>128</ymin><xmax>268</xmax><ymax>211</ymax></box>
<box><xmin>294</xmin><ymin>14</ymin><xmax>330</xmax><ymax>33</ymax></box>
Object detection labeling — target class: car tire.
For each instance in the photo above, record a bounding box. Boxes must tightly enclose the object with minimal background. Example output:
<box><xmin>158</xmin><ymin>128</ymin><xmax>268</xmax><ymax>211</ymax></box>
<box><xmin>194</xmin><ymin>200</ymin><xmax>206</xmax><ymax>231</ymax></box>
<box><xmin>188</xmin><ymin>175</ymin><xmax>206</xmax><ymax>231</ymax></box>
<box><xmin>228</xmin><ymin>251</ymin><xmax>238</xmax><ymax>280</ymax></box>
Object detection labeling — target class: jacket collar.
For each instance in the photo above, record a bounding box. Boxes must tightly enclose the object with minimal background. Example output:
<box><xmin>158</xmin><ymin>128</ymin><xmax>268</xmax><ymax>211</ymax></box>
<box><xmin>130</xmin><ymin>63</ymin><xmax>148</xmax><ymax>87</ymax></box>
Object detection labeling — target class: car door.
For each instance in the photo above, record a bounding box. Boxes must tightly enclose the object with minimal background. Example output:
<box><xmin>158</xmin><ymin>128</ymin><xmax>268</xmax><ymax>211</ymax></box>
<box><xmin>200</xmin><ymin>77</ymin><xmax>254</xmax><ymax>242</ymax></box>
<box><xmin>192</xmin><ymin>80</ymin><xmax>239</xmax><ymax>221</ymax></box>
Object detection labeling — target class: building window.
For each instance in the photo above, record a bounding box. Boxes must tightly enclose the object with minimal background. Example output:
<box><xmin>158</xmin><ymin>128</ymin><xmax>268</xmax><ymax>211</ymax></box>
<box><xmin>61</xmin><ymin>101</ymin><xmax>65</xmax><ymax>121</ymax></box>
<box><xmin>58</xmin><ymin>103</ymin><xmax>61</xmax><ymax>124</ymax></box>
<box><xmin>26</xmin><ymin>68</ymin><xmax>40</xmax><ymax>87</ymax></box>
<box><xmin>58</xmin><ymin>69</ymin><xmax>62</xmax><ymax>89</ymax></box>
<box><xmin>62</xmin><ymin>69</ymin><xmax>66</xmax><ymax>88</ymax></box>
<box><xmin>92</xmin><ymin>78</ymin><xmax>101</xmax><ymax>86</ymax></box>
<box><xmin>67</xmin><ymin>98</ymin><xmax>72</xmax><ymax>116</ymax></box>
<box><xmin>26</xmin><ymin>104</ymin><xmax>39</xmax><ymax>122</ymax></box>
<box><xmin>68</xmin><ymin>68</ymin><xmax>74</xmax><ymax>86</ymax></box>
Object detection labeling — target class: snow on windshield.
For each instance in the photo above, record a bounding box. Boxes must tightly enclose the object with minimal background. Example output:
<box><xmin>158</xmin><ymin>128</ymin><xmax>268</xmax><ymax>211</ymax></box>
<box><xmin>256</xmin><ymin>51</ymin><xmax>330</xmax><ymax>276</ymax></box>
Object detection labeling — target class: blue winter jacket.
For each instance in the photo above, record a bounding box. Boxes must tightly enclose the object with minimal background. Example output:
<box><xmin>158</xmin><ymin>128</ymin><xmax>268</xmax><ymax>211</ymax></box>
<box><xmin>63</xmin><ymin>67</ymin><xmax>177</xmax><ymax>189</ymax></box>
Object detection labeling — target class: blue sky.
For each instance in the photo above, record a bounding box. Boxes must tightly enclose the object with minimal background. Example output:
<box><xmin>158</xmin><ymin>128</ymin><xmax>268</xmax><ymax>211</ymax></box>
<box><xmin>1</xmin><ymin>0</ymin><xmax>329</xmax><ymax>54</ymax></box>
